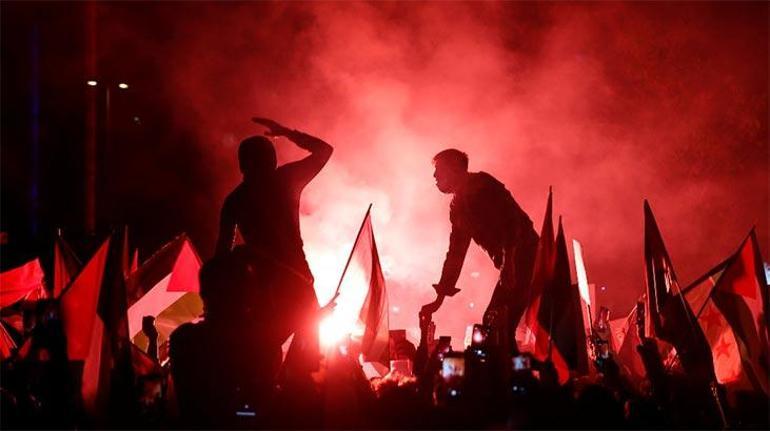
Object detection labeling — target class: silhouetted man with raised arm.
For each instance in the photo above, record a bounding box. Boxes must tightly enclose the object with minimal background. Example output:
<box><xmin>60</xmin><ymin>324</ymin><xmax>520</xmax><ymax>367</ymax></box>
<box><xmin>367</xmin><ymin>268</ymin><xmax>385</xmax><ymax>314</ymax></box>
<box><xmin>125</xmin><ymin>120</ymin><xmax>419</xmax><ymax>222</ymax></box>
<box><xmin>427</xmin><ymin>149</ymin><xmax>538</xmax><ymax>344</ymax></box>
<box><xmin>216</xmin><ymin>118</ymin><xmax>333</xmax><ymax>374</ymax></box>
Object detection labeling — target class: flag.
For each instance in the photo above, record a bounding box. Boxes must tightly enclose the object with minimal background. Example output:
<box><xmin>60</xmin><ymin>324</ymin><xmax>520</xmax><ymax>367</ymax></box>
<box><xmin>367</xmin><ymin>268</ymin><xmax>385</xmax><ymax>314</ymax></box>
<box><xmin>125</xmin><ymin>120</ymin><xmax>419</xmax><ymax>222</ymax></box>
<box><xmin>131</xmin><ymin>342</ymin><xmax>163</xmax><ymax>377</ymax></box>
<box><xmin>60</xmin><ymin>238</ymin><xmax>110</xmax><ymax>360</ymax></box>
<box><xmin>710</xmin><ymin>230</ymin><xmax>769</xmax><ymax>394</ymax></box>
<box><xmin>520</xmin><ymin>187</ymin><xmax>556</xmax><ymax>354</ymax></box>
<box><xmin>536</xmin><ymin>218</ymin><xmax>589</xmax><ymax>383</ymax></box>
<box><xmin>0</xmin><ymin>258</ymin><xmax>47</xmax><ymax>308</ymax></box>
<box><xmin>126</xmin><ymin>234</ymin><xmax>202</xmax><ymax>361</ymax></box>
<box><xmin>88</xmin><ymin>229</ymin><xmax>135</xmax><ymax>419</ymax></box>
<box><xmin>53</xmin><ymin>235</ymin><xmax>81</xmax><ymax>298</ymax></box>
<box><xmin>0</xmin><ymin>319</ymin><xmax>20</xmax><ymax>360</ymax></box>
<box><xmin>644</xmin><ymin>201</ymin><xmax>714</xmax><ymax>380</ymax></box>
<box><xmin>331</xmin><ymin>205</ymin><xmax>389</xmax><ymax>365</ymax></box>
<box><xmin>613</xmin><ymin>301</ymin><xmax>647</xmax><ymax>383</ymax></box>
<box><xmin>573</xmin><ymin>240</ymin><xmax>593</xmax><ymax>309</ymax></box>
<box><xmin>130</xmin><ymin>249</ymin><xmax>139</xmax><ymax>274</ymax></box>
<box><xmin>60</xmin><ymin>231</ymin><xmax>136</xmax><ymax>419</ymax></box>
<box><xmin>681</xmin><ymin>258</ymin><xmax>747</xmax><ymax>387</ymax></box>
<box><xmin>573</xmin><ymin>239</ymin><xmax>596</xmax><ymax>363</ymax></box>
<box><xmin>358</xmin><ymin>211</ymin><xmax>389</xmax><ymax>365</ymax></box>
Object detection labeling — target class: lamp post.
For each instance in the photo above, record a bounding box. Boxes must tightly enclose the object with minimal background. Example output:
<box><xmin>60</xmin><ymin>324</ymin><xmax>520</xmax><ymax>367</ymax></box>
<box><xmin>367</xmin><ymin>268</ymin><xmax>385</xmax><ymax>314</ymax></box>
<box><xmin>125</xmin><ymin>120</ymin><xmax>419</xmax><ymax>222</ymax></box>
<box><xmin>84</xmin><ymin>79</ymin><xmax>129</xmax><ymax>235</ymax></box>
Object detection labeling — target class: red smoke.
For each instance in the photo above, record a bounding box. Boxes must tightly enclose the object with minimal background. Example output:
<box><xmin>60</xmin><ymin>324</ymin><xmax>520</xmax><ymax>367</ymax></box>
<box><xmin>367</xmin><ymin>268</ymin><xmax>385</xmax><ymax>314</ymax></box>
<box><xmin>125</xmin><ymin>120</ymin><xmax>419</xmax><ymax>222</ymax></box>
<box><xmin>97</xmin><ymin>2</ymin><xmax>768</xmax><ymax>347</ymax></box>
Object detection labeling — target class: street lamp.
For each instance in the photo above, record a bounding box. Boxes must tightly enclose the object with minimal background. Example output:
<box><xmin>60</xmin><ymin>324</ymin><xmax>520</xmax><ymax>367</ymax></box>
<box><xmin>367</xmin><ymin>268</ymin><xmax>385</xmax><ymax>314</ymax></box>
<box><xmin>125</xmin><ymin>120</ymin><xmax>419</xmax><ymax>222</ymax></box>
<box><xmin>84</xmin><ymin>78</ymin><xmax>130</xmax><ymax>234</ymax></box>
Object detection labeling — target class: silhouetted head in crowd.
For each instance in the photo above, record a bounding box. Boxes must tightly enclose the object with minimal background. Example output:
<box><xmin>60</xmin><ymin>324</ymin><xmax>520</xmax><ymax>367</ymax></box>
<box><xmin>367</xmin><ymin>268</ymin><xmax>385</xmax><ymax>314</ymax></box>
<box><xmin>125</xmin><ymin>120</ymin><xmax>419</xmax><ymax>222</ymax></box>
<box><xmin>432</xmin><ymin>148</ymin><xmax>469</xmax><ymax>194</ymax></box>
<box><xmin>199</xmin><ymin>246</ymin><xmax>263</xmax><ymax>322</ymax></box>
<box><xmin>239</xmin><ymin>136</ymin><xmax>277</xmax><ymax>180</ymax></box>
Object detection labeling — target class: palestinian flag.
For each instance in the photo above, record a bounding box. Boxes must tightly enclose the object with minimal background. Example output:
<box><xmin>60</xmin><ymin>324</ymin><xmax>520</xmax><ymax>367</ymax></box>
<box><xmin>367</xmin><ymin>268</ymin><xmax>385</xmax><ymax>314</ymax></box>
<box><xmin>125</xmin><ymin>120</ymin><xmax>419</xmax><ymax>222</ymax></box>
<box><xmin>126</xmin><ymin>234</ymin><xmax>202</xmax><ymax>362</ymax></box>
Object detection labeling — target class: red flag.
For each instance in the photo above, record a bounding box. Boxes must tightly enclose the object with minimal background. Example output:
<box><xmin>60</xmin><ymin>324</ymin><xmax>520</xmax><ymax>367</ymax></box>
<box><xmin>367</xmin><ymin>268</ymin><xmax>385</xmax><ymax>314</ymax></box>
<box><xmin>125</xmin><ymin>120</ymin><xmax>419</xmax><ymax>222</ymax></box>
<box><xmin>60</xmin><ymin>238</ymin><xmax>110</xmax><ymax>360</ymax></box>
<box><xmin>613</xmin><ymin>301</ymin><xmax>647</xmax><ymax>383</ymax></box>
<box><xmin>60</xmin><ymin>231</ymin><xmax>136</xmax><ymax>418</ymax></box>
<box><xmin>126</xmin><ymin>234</ymin><xmax>199</xmax><ymax>305</ymax></box>
<box><xmin>168</xmin><ymin>239</ymin><xmax>201</xmax><ymax>293</ymax></box>
<box><xmin>131</xmin><ymin>342</ymin><xmax>163</xmax><ymax>377</ymax></box>
<box><xmin>520</xmin><ymin>188</ymin><xmax>555</xmax><ymax>355</ymax></box>
<box><xmin>535</xmin><ymin>217</ymin><xmax>588</xmax><ymax>383</ymax></box>
<box><xmin>87</xmin><ymin>229</ymin><xmax>135</xmax><ymax>418</ymax></box>
<box><xmin>0</xmin><ymin>258</ymin><xmax>47</xmax><ymax>308</ymax></box>
<box><xmin>53</xmin><ymin>235</ymin><xmax>81</xmax><ymax>298</ymax></box>
<box><xmin>357</xmin><ymin>210</ymin><xmax>389</xmax><ymax>365</ymax></box>
<box><xmin>682</xmin><ymin>259</ymin><xmax>747</xmax><ymax>388</ymax></box>
<box><xmin>710</xmin><ymin>230</ymin><xmax>769</xmax><ymax>394</ymax></box>
<box><xmin>130</xmin><ymin>249</ymin><xmax>139</xmax><ymax>274</ymax></box>
<box><xmin>0</xmin><ymin>319</ymin><xmax>19</xmax><ymax>360</ymax></box>
<box><xmin>644</xmin><ymin>201</ymin><xmax>714</xmax><ymax>380</ymax></box>
<box><xmin>324</xmin><ymin>206</ymin><xmax>389</xmax><ymax>365</ymax></box>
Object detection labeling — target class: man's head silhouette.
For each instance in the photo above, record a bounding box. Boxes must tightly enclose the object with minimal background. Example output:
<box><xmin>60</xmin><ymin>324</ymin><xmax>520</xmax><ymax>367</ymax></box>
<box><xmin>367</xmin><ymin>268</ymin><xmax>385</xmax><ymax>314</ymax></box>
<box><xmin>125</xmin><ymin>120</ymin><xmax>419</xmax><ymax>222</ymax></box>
<box><xmin>433</xmin><ymin>148</ymin><xmax>468</xmax><ymax>194</ymax></box>
<box><xmin>239</xmin><ymin>136</ymin><xmax>277</xmax><ymax>178</ymax></box>
<box><xmin>199</xmin><ymin>247</ymin><xmax>261</xmax><ymax>321</ymax></box>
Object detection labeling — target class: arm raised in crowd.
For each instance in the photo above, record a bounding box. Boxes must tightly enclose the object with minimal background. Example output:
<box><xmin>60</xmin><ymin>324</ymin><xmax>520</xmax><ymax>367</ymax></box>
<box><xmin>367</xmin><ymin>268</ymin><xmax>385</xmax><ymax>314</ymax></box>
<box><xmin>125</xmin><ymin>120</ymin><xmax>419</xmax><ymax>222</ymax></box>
<box><xmin>252</xmin><ymin>117</ymin><xmax>333</xmax><ymax>188</ymax></box>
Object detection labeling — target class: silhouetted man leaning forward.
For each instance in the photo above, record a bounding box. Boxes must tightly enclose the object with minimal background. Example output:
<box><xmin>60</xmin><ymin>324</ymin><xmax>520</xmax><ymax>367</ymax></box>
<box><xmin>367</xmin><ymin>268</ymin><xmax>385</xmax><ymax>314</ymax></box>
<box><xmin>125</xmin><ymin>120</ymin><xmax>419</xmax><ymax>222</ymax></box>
<box><xmin>423</xmin><ymin>149</ymin><xmax>538</xmax><ymax>352</ymax></box>
<box><xmin>216</xmin><ymin>118</ymin><xmax>333</xmax><ymax>375</ymax></box>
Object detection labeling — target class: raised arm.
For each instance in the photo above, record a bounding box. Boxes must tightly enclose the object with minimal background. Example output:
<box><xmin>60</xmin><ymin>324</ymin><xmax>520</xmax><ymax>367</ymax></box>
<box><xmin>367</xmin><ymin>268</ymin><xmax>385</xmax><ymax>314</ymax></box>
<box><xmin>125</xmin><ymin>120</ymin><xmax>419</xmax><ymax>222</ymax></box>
<box><xmin>252</xmin><ymin>117</ymin><xmax>333</xmax><ymax>188</ymax></box>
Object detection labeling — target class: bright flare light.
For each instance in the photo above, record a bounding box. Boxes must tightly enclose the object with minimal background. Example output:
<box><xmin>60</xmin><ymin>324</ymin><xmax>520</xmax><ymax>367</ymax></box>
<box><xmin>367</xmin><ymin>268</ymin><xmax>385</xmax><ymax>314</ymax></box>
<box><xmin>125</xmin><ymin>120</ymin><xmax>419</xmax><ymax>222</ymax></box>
<box><xmin>319</xmin><ymin>314</ymin><xmax>347</xmax><ymax>347</ymax></box>
<box><xmin>86</xmin><ymin>80</ymin><xmax>98</xmax><ymax>86</ymax></box>
<box><xmin>317</xmin><ymin>253</ymin><xmax>370</xmax><ymax>348</ymax></box>
<box><xmin>118</xmin><ymin>82</ymin><xmax>129</xmax><ymax>89</ymax></box>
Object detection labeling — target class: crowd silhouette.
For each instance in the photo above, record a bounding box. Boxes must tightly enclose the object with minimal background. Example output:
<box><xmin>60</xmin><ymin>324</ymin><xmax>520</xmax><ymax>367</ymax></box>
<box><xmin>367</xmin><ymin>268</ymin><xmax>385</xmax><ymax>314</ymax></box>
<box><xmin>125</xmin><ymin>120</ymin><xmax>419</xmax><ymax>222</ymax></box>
<box><xmin>1</xmin><ymin>119</ymin><xmax>768</xmax><ymax>429</ymax></box>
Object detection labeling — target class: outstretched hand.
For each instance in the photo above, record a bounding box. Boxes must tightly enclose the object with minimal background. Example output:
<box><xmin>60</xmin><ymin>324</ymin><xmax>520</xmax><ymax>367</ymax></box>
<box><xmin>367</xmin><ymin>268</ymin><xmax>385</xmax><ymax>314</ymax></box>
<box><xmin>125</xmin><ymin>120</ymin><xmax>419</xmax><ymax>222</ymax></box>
<box><xmin>251</xmin><ymin>117</ymin><xmax>292</xmax><ymax>137</ymax></box>
<box><xmin>432</xmin><ymin>283</ymin><xmax>461</xmax><ymax>297</ymax></box>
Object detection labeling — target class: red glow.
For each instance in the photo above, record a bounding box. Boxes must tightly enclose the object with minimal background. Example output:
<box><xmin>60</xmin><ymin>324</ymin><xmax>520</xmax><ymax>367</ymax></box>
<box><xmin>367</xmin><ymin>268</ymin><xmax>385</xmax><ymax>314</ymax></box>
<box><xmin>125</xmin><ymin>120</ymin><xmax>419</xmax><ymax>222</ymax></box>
<box><xmin>94</xmin><ymin>2</ymin><xmax>767</xmax><ymax>348</ymax></box>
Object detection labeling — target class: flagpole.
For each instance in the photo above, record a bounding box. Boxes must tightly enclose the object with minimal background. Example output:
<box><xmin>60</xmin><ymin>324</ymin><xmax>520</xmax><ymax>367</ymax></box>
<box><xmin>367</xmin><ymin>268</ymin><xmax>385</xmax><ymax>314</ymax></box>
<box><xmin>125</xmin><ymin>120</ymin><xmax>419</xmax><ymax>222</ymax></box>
<box><xmin>326</xmin><ymin>204</ymin><xmax>373</xmax><ymax>307</ymax></box>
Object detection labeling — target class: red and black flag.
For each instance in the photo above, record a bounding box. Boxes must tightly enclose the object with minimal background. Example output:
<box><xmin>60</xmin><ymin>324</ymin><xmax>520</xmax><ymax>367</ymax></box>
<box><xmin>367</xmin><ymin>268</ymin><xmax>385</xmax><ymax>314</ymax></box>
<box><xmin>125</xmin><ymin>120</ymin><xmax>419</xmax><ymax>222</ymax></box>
<box><xmin>684</xmin><ymin>258</ymin><xmax>748</xmax><ymax>390</ymax></box>
<box><xmin>710</xmin><ymin>230</ymin><xmax>769</xmax><ymax>394</ymax></box>
<box><xmin>536</xmin><ymin>217</ymin><xmax>589</xmax><ymax>383</ymax></box>
<box><xmin>644</xmin><ymin>200</ymin><xmax>714</xmax><ymax>381</ymax></box>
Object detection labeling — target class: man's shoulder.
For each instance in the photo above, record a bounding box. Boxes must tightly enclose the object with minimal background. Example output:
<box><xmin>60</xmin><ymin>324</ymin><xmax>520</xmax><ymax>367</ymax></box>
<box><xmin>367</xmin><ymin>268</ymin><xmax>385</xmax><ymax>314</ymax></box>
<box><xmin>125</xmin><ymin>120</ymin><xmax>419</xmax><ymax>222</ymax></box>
<box><xmin>463</xmin><ymin>171</ymin><xmax>510</xmax><ymax>199</ymax></box>
<box><xmin>222</xmin><ymin>183</ymin><xmax>246</xmax><ymax>206</ymax></box>
<box><xmin>470</xmin><ymin>171</ymin><xmax>504</xmax><ymax>188</ymax></box>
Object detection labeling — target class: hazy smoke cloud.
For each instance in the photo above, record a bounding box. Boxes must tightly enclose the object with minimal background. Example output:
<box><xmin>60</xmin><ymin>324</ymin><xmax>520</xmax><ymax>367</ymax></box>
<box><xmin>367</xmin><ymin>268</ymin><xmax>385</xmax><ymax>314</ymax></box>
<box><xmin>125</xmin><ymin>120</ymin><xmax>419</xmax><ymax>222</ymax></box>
<box><xmin>99</xmin><ymin>2</ymin><xmax>768</xmax><ymax>346</ymax></box>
